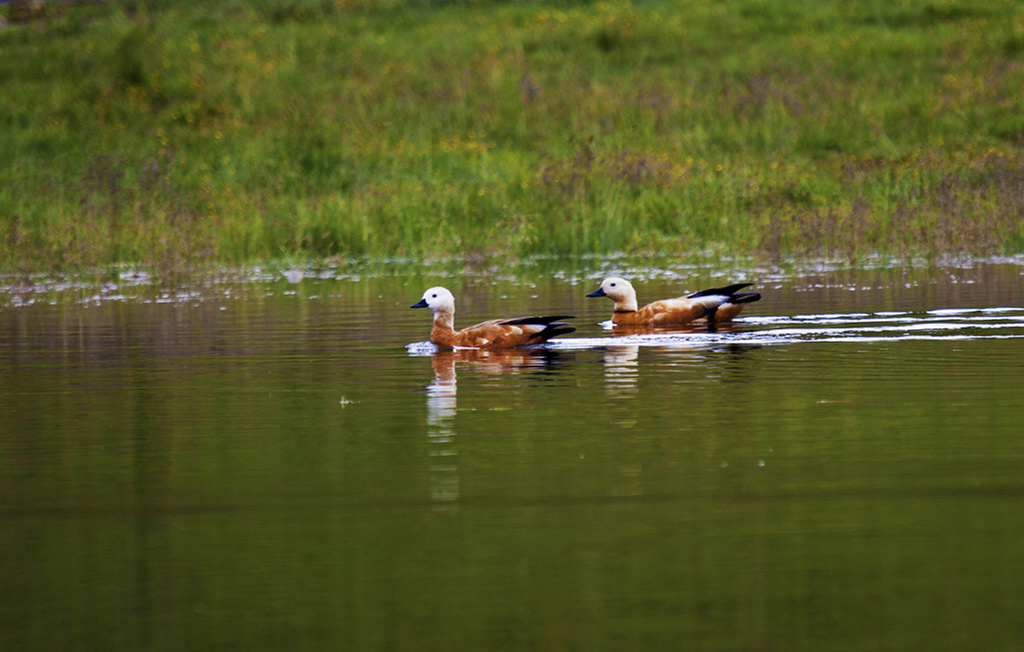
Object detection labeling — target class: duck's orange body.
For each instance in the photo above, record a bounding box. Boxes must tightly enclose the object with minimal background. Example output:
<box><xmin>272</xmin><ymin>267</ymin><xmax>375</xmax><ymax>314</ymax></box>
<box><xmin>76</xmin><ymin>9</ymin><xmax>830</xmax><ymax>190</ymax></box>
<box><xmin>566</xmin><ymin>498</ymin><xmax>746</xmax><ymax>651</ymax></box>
<box><xmin>412</xmin><ymin>287</ymin><xmax>575</xmax><ymax>349</ymax></box>
<box><xmin>587</xmin><ymin>278</ymin><xmax>760</xmax><ymax>326</ymax></box>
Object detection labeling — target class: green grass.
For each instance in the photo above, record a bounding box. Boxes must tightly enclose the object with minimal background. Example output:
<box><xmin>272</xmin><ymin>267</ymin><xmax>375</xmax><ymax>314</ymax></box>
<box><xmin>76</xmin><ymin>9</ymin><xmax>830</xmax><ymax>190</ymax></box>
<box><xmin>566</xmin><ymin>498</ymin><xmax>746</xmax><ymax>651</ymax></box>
<box><xmin>2</xmin><ymin>0</ymin><xmax>1024</xmax><ymax>275</ymax></box>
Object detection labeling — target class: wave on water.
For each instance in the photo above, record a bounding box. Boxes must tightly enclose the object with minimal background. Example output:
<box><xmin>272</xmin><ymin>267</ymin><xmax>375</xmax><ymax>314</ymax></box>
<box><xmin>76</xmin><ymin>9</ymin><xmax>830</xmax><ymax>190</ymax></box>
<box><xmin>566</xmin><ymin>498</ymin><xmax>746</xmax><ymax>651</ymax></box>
<box><xmin>407</xmin><ymin>341</ymin><xmax>441</xmax><ymax>356</ymax></box>
<box><xmin>546</xmin><ymin>306</ymin><xmax>1024</xmax><ymax>349</ymax></box>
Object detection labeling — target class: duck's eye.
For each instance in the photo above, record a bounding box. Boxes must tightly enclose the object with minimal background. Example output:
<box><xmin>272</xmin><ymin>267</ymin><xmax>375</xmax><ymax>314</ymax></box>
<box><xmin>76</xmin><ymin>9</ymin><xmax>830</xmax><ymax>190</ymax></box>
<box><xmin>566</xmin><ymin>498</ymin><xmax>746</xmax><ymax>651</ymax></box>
<box><xmin>610</xmin><ymin>282</ymin><xmax>616</xmax><ymax>287</ymax></box>
<box><xmin>431</xmin><ymin>293</ymin><xmax>437</xmax><ymax>298</ymax></box>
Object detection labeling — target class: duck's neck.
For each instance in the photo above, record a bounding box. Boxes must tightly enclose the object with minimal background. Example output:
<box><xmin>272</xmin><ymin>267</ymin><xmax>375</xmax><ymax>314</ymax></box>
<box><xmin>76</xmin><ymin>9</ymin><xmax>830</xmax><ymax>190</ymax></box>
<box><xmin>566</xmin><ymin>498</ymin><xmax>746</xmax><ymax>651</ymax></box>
<box><xmin>432</xmin><ymin>310</ymin><xmax>456</xmax><ymax>334</ymax></box>
<box><xmin>614</xmin><ymin>295</ymin><xmax>638</xmax><ymax>312</ymax></box>
<box><xmin>430</xmin><ymin>310</ymin><xmax>458</xmax><ymax>347</ymax></box>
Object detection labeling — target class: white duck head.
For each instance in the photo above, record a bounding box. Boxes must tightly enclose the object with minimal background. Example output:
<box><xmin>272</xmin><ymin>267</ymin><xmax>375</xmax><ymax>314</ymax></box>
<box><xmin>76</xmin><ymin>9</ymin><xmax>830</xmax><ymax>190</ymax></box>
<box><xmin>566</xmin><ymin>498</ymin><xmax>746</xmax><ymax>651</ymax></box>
<box><xmin>411</xmin><ymin>286</ymin><xmax>457</xmax><ymax>319</ymax></box>
<box><xmin>586</xmin><ymin>277</ymin><xmax>638</xmax><ymax>311</ymax></box>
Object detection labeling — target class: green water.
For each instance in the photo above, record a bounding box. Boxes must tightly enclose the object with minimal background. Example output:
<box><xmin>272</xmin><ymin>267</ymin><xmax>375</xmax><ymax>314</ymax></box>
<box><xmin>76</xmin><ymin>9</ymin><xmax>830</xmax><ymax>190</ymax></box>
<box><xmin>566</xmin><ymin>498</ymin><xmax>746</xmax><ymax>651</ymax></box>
<box><xmin>2</xmin><ymin>261</ymin><xmax>1024</xmax><ymax>651</ymax></box>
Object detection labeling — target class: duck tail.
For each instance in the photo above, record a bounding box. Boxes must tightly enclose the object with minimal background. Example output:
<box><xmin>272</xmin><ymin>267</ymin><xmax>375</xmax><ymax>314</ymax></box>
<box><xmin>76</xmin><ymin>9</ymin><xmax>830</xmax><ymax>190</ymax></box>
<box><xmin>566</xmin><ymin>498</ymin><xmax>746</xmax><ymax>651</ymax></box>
<box><xmin>505</xmin><ymin>315</ymin><xmax>575</xmax><ymax>341</ymax></box>
<box><xmin>728</xmin><ymin>292</ymin><xmax>761</xmax><ymax>305</ymax></box>
<box><xmin>546</xmin><ymin>324</ymin><xmax>577</xmax><ymax>338</ymax></box>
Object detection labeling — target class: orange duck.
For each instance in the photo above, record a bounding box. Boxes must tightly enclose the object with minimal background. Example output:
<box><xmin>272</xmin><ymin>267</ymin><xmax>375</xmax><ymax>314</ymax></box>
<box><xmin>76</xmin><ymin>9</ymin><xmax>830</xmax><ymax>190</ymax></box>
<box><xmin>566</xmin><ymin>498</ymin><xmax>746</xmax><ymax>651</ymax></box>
<box><xmin>587</xmin><ymin>278</ymin><xmax>761</xmax><ymax>326</ymax></box>
<box><xmin>412</xmin><ymin>287</ymin><xmax>575</xmax><ymax>349</ymax></box>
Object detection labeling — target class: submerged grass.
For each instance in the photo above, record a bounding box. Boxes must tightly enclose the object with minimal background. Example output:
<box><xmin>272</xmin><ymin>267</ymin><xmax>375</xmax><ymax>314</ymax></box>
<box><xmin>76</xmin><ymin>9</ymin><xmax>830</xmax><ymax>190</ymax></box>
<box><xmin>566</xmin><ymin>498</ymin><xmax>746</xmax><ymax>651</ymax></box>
<box><xmin>2</xmin><ymin>0</ymin><xmax>1024</xmax><ymax>275</ymax></box>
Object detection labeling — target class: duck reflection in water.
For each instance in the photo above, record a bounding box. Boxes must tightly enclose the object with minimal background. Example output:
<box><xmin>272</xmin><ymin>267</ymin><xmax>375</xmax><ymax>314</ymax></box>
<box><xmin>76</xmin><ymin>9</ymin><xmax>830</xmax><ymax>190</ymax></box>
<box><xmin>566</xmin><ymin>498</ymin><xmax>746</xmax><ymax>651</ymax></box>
<box><xmin>424</xmin><ymin>348</ymin><xmax>563</xmax><ymax>510</ymax></box>
<box><xmin>602</xmin><ymin>344</ymin><xmax>640</xmax><ymax>399</ymax></box>
<box><xmin>425</xmin><ymin>353</ymin><xmax>459</xmax><ymax>509</ymax></box>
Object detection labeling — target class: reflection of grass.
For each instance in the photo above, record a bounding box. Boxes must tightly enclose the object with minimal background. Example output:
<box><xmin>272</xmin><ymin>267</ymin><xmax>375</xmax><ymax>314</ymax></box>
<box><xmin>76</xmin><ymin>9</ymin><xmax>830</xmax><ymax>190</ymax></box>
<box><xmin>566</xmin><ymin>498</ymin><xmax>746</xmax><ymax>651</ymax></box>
<box><xmin>2</xmin><ymin>0</ymin><xmax>1023</xmax><ymax>274</ymax></box>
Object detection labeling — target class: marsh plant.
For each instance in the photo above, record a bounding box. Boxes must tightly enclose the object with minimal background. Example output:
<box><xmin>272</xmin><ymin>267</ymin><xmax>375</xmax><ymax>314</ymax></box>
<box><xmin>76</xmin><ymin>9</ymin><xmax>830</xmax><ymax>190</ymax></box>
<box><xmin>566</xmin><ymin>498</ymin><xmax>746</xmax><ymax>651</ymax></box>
<box><xmin>2</xmin><ymin>0</ymin><xmax>1023</xmax><ymax>275</ymax></box>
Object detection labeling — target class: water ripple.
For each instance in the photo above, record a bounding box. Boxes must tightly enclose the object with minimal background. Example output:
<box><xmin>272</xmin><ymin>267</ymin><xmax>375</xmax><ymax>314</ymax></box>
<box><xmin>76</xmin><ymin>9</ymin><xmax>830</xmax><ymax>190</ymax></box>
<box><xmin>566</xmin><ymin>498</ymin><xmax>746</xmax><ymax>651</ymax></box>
<box><xmin>548</xmin><ymin>306</ymin><xmax>1024</xmax><ymax>349</ymax></box>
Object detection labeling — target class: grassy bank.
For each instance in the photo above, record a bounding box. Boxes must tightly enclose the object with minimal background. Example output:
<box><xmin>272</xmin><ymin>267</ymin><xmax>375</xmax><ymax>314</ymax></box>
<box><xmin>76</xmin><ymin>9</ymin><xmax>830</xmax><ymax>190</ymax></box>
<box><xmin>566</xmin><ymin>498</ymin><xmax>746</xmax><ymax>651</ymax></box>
<box><xmin>2</xmin><ymin>0</ymin><xmax>1024</xmax><ymax>275</ymax></box>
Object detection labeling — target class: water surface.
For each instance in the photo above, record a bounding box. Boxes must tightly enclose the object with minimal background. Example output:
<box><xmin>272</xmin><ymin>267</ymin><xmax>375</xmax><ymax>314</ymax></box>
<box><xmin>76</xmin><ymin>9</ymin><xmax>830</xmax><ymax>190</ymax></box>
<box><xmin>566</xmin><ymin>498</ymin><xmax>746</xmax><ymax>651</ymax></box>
<box><xmin>2</xmin><ymin>258</ymin><xmax>1023</xmax><ymax>651</ymax></box>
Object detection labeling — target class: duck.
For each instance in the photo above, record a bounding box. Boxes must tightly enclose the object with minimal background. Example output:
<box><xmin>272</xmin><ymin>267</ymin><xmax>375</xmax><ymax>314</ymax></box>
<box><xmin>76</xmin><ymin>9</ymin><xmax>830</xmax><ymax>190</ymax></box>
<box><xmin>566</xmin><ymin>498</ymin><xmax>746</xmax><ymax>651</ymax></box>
<box><xmin>411</xmin><ymin>287</ymin><xmax>575</xmax><ymax>349</ymax></box>
<box><xmin>586</xmin><ymin>277</ymin><xmax>760</xmax><ymax>326</ymax></box>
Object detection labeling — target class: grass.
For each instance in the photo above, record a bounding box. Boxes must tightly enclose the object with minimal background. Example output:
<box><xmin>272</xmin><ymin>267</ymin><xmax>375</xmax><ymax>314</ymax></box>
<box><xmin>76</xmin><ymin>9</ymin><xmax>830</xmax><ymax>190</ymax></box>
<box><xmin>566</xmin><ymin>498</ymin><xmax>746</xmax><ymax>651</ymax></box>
<box><xmin>2</xmin><ymin>0</ymin><xmax>1024</xmax><ymax>276</ymax></box>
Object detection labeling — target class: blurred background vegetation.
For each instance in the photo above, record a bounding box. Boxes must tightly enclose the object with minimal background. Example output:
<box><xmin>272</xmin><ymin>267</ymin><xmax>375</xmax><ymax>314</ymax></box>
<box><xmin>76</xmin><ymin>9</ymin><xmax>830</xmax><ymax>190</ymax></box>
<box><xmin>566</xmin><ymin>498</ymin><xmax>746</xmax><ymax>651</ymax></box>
<box><xmin>2</xmin><ymin>0</ymin><xmax>1023</xmax><ymax>275</ymax></box>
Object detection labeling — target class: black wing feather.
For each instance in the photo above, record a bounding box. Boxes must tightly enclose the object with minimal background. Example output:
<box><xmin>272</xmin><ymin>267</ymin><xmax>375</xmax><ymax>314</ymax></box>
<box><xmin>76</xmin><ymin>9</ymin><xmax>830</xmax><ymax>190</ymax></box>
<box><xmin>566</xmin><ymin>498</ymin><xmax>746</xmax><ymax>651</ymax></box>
<box><xmin>687</xmin><ymin>283</ymin><xmax>753</xmax><ymax>299</ymax></box>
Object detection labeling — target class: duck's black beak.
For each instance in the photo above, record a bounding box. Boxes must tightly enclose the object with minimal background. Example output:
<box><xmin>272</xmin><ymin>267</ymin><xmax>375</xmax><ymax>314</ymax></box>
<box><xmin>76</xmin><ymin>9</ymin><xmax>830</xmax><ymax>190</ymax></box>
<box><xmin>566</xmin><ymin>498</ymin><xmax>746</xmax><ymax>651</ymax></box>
<box><xmin>411</xmin><ymin>299</ymin><xmax>428</xmax><ymax>309</ymax></box>
<box><xmin>586</xmin><ymin>287</ymin><xmax>606</xmax><ymax>298</ymax></box>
